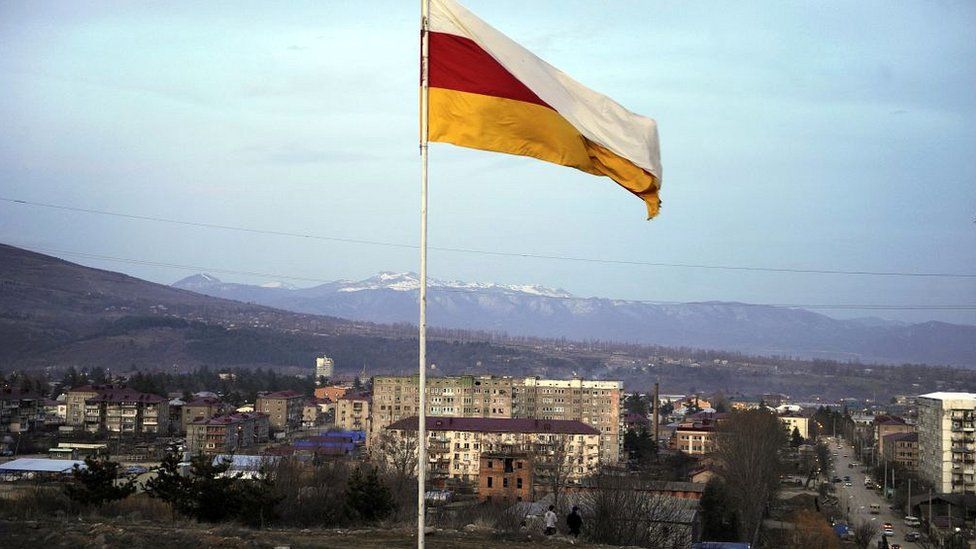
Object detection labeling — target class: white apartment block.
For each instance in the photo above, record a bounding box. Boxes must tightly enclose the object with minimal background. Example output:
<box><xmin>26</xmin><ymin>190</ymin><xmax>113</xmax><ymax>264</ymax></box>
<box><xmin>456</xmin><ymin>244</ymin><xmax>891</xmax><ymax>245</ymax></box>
<box><xmin>371</xmin><ymin>375</ymin><xmax>622</xmax><ymax>463</ymax></box>
<box><xmin>315</xmin><ymin>356</ymin><xmax>335</xmax><ymax>383</ymax></box>
<box><xmin>917</xmin><ymin>392</ymin><xmax>976</xmax><ymax>494</ymax></box>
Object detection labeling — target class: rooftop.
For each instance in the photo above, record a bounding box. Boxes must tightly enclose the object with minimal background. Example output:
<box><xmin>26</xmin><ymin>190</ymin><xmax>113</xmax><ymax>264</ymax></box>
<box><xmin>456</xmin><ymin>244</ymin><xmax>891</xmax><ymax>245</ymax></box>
<box><xmin>883</xmin><ymin>432</ymin><xmax>918</xmax><ymax>443</ymax></box>
<box><xmin>919</xmin><ymin>392</ymin><xmax>976</xmax><ymax>401</ymax></box>
<box><xmin>258</xmin><ymin>390</ymin><xmax>304</xmax><ymax>400</ymax></box>
<box><xmin>388</xmin><ymin>416</ymin><xmax>600</xmax><ymax>435</ymax></box>
<box><xmin>0</xmin><ymin>458</ymin><xmax>86</xmax><ymax>473</ymax></box>
<box><xmin>86</xmin><ymin>389</ymin><xmax>166</xmax><ymax>404</ymax></box>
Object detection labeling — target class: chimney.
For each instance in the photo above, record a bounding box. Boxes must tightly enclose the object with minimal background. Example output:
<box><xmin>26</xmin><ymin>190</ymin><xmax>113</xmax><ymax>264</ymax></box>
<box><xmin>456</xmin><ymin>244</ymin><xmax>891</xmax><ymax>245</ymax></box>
<box><xmin>653</xmin><ymin>382</ymin><xmax>660</xmax><ymax>446</ymax></box>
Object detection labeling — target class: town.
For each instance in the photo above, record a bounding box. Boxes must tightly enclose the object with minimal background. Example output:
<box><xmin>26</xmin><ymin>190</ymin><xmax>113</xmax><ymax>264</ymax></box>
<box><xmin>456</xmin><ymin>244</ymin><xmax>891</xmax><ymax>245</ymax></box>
<box><xmin>1</xmin><ymin>355</ymin><xmax>971</xmax><ymax>549</ymax></box>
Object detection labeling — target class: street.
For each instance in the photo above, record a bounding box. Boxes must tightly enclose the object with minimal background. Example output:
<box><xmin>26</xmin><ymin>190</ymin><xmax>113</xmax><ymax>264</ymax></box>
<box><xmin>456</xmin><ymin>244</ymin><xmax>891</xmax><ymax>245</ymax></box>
<box><xmin>831</xmin><ymin>437</ymin><xmax>921</xmax><ymax>547</ymax></box>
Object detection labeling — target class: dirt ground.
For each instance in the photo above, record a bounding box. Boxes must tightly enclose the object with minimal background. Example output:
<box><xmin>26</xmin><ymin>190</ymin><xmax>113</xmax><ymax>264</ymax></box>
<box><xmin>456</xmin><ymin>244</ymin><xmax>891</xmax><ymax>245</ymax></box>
<box><xmin>0</xmin><ymin>519</ymin><xmax>612</xmax><ymax>549</ymax></box>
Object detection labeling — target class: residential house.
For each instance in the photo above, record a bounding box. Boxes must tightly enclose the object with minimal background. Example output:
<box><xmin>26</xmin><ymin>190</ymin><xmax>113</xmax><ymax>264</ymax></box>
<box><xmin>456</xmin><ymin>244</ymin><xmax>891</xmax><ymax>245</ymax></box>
<box><xmin>186</xmin><ymin>412</ymin><xmax>270</xmax><ymax>455</ymax></box>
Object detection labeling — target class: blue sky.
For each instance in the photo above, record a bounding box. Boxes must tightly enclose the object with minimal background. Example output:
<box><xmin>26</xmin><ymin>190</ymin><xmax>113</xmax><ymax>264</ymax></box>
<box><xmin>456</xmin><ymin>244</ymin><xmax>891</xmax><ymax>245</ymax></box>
<box><xmin>1</xmin><ymin>1</ymin><xmax>974</xmax><ymax>324</ymax></box>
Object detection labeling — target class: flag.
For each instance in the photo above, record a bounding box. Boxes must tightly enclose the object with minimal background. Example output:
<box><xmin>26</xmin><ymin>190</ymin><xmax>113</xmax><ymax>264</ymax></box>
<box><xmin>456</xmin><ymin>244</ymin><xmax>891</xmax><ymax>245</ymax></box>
<box><xmin>427</xmin><ymin>0</ymin><xmax>663</xmax><ymax>218</ymax></box>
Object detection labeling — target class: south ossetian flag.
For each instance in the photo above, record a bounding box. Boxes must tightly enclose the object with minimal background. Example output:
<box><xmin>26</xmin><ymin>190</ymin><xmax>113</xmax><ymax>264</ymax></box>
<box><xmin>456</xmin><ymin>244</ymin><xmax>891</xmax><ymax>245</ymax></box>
<box><xmin>427</xmin><ymin>0</ymin><xmax>663</xmax><ymax>218</ymax></box>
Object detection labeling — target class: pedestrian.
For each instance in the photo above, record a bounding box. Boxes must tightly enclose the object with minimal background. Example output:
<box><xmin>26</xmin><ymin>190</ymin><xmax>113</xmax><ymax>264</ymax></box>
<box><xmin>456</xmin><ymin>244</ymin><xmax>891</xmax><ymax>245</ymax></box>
<box><xmin>544</xmin><ymin>505</ymin><xmax>558</xmax><ymax>536</ymax></box>
<box><xmin>567</xmin><ymin>506</ymin><xmax>583</xmax><ymax>538</ymax></box>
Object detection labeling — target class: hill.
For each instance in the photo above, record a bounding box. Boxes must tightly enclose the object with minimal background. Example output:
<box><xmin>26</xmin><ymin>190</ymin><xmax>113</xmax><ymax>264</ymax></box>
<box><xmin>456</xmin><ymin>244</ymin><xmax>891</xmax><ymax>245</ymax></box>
<box><xmin>173</xmin><ymin>271</ymin><xmax>976</xmax><ymax>367</ymax></box>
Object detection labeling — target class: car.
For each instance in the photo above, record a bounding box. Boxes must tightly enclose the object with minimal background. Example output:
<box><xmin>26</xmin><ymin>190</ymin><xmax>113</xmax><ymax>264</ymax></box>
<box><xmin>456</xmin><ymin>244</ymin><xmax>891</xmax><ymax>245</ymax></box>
<box><xmin>842</xmin><ymin>454</ymin><xmax>848</xmax><ymax>458</ymax></box>
<box><xmin>844</xmin><ymin>481</ymin><xmax>853</xmax><ymax>486</ymax></box>
<box><xmin>833</xmin><ymin>477</ymin><xmax>842</xmax><ymax>483</ymax></box>
<box><xmin>125</xmin><ymin>465</ymin><xmax>149</xmax><ymax>475</ymax></box>
<box><xmin>890</xmin><ymin>544</ymin><xmax>901</xmax><ymax>549</ymax></box>
<box><xmin>843</xmin><ymin>475</ymin><xmax>851</xmax><ymax>481</ymax></box>
<box><xmin>905</xmin><ymin>532</ymin><xmax>921</xmax><ymax>541</ymax></box>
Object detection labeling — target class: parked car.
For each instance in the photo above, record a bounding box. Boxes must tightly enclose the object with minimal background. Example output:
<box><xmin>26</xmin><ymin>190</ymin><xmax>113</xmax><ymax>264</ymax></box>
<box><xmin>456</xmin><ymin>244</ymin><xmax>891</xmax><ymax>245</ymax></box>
<box><xmin>905</xmin><ymin>532</ymin><xmax>921</xmax><ymax>541</ymax></box>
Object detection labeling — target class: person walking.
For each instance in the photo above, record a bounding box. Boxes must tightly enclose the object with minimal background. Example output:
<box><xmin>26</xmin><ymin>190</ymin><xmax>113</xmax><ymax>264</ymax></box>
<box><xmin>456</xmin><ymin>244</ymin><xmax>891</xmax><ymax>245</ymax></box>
<box><xmin>567</xmin><ymin>506</ymin><xmax>583</xmax><ymax>538</ymax></box>
<box><xmin>544</xmin><ymin>505</ymin><xmax>558</xmax><ymax>536</ymax></box>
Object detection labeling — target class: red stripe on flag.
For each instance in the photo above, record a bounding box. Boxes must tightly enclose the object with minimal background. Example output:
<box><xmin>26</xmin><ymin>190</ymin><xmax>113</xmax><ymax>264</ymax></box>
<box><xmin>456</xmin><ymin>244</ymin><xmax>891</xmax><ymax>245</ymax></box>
<box><xmin>429</xmin><ymin>31</ymin><xmax>551</xmax><ymax>109</ymax></box>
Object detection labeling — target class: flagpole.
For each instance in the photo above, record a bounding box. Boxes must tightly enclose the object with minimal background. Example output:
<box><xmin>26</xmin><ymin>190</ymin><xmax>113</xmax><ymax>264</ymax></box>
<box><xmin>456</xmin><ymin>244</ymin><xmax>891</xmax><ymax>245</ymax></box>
<box><xmin>418</xmin><ymin>0</ymin><xmax>430</xmax><ymax>548</ymax></box>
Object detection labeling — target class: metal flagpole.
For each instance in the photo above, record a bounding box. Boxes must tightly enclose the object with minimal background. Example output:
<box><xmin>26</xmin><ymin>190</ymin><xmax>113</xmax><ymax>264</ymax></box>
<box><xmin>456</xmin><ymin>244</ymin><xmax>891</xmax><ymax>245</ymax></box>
<box><xmin>418</xmin><ymin>1</ymin><xmax>430</xmax><ymax>547</ymax></box>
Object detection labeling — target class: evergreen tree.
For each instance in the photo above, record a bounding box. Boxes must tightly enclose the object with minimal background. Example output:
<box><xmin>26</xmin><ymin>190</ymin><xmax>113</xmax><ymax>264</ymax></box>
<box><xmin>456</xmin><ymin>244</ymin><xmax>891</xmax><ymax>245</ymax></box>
<box><xmin>145</xmin><ymin>450</ymin><xmax>190</xmax><ymax>518</ymax></box>
<box><xmin>64</xmin><ymin>452</ymin><xmax>135</xmax><ymax>506</ymax></box>
<box><xmin>700</xmin><ymin>478</ymin><xmax>739</xmax><ymax>541</ymax></box>
<box><xmin>345</xmin><ymin>465</ymin><xmax>394</xmax><ymax>522</ymax></box>
<box><xmin>791</xmin><ymin>427</ymin><xmax>804</xmax><ymax>448</ymax></box>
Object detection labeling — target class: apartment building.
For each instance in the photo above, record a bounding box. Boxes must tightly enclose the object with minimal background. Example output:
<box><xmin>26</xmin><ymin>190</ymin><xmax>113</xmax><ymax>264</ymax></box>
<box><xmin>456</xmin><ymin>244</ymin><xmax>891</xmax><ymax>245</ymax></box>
<box><xmin>186</xmin><ymin>412</ymin><xmax>270</xmax><ymax>455</ymax></box>
<box><xmin>181</xmin><ymin>397</ymin><xmax>226</xmax><ymax>434</ymax></box>
<box><xmin>883</xmin><ymin>432</ymin><xmax>919</xmax><ymax>471</ymax></box>
<box><xmin>671</xmin><ymin>413</ymin><xmax>729</xmax><ymax>455</ymax></box>
<box><xmin>335</xmin><ymin>393</ymin><xmax>370</xmax><ymax>432</ymax></box>
<box><xmin>0</xmin><ymin>389</ymin><xmax>41</xmax><ymax>433</ymax></box>
<box><xmin>315</xmin><ymin>356</ymin><xmax>335</xmax><ymax>384</ymax></box>
<box><xmin>387</xmin><ymin>416</ymin><xmax>600</xmax><ymax>488</ymax></box>
<box><xmin>780</xmin><ymin>415</ymin><xmax>810</xmax><ymax>440</ymax></box>
<box><xmin>372</xmin><ymin>375</ymin><xmax>622</xmax><ymax>463</ymax></box>
<box><xmin>873</xmin><ymin>416</ymin><xmax>915</xmax><ymax>460</ymax></box>
<box><xmin>83</xmin><ymin>388</ymin><xmax>169</xmax><ymax>435</ymax></box>
<box><xmin>256</xmin><ymin>390</ymin><xmax>305</xmax><ymax>433</ymax></box>
<box><xmin>65</xmin><ymin>384</ymin><xmax>120</xmax><ymax>426</ymax></box>
<box><xmin>917</xmin><ymin>392</ymin><xmax>976</xmax><ymax>494</ymax></box>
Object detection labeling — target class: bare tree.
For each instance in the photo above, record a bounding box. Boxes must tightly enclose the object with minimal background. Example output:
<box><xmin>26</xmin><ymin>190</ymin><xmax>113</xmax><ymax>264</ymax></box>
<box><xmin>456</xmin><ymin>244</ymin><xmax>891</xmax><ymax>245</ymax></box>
<box><xmin>585</xmin><ymin>472</ymin><xmax>691</xmax><ymax>548</ymax></box>
<box><xmin>533</xmin><ymin>435</ymin><xmax>577</xmax><ymax>510</ymax></box>
<box><xmin>373</xmin><ymin>430</ymin><xmax>418</xmax><ymax>485</ymax></box>
<box><xmin>852</xmin><ymin>519</ymin><xmax>876</xmax><ymax>549</ymax></box>
<box><xmin>714</xmin><ymin>408</ymin><xmax>789</xmax><ymax>546</ymax></box>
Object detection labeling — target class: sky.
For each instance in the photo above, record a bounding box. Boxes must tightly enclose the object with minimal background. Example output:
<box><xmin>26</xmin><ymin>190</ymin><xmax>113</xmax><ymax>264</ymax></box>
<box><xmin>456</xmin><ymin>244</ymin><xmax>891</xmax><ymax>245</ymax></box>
<box><xmin>0</xmin><ymin>0</ymin><xmax>974</xmax><ymax>324</ymax></box>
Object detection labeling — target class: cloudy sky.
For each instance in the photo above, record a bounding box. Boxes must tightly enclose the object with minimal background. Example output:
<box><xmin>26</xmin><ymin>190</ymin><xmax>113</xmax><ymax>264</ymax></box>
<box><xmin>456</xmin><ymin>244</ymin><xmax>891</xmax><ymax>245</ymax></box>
<box><xmin>1</xmin><ymin>1</ymin><xmax>974</xmax><ymax>324</ymax></box>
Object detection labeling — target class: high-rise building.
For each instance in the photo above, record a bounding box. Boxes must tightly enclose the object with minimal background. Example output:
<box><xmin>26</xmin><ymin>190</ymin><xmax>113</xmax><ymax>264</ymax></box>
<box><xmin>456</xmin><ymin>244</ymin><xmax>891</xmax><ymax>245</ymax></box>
<box><xmin>917</xmin><ymin>392</ymin><xmax>976</xmax><ymax>494</ymax></box>
<box><xmin>371</xmin><ymin>375</ymin><xmax>622</xmax><ymax>463</ymax></box>
<box><xmin>315</xmin><ymin>356</ymin><xmax>335</xmax><ymax>384</ymax></box>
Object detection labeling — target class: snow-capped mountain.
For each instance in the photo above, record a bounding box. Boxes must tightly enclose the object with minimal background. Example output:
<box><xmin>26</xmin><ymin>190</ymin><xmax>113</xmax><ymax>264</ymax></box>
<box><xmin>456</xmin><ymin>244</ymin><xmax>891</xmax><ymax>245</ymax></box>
<box><xmin>172</xmin><ymin>272</ymin><xmax>976</xmax><ymax>366</ymax></box>
<box><xmin>334</xmin><ymin>271</ymin><xmax>572</xmax><ymax>298</ymax></box>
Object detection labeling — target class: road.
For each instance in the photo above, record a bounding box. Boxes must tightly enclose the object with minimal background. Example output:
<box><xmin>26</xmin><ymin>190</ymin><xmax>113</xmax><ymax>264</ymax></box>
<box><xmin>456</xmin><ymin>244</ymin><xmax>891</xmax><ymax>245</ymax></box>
<box><xmin>830</xmin><ymin>437</ymin><xmax>921</xmax><ymax>547</ymax></box>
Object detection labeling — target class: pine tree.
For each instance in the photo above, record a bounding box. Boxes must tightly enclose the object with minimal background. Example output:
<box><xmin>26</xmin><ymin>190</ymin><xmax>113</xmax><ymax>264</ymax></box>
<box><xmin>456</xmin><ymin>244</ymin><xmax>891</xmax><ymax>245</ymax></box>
<box><xmin>345</xmin><ymin>465</ymin><xmax>394</xmax><ymax>522</ymax></box>
<box><xmin>64</xmin><ymin>452</ymin><xmax>135</xmax><ymax>506</ymax></box>
<box><xmin>791</xmin><ymin>427</ymin><xmax>804</xmax><ymax>447</ymax></box>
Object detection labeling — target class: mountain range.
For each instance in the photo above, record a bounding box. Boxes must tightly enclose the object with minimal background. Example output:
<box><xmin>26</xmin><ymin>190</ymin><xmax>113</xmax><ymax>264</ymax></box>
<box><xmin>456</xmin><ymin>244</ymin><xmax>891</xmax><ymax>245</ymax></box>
<box><xmin>174</xmin><ymin>271</ymin><xmax>976</xmax><ymax>367</ymax></box>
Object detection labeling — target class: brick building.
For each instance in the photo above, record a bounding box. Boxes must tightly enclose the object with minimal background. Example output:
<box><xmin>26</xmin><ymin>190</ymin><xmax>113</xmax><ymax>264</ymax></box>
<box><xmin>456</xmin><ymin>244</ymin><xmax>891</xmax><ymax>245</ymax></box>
<box><xmin>479</xmin><ymin>453</ymin><xmax>534</xmax><ymax>504</ymax></box>
<box><xmin>256</xmin><ymin>390</ymin><xmax>305</xmax><ymax>433</ymax></box>
<box><xmin>181</xmin><ymin>397</ymin><xmax>226</xmax><ymax>434</ymax></box>
<box><xmin>186</xmin><ymin>412</ymin><xmax>270</xmax><ymax>455</ymax></box>
<box><xmin>883</xmin><ymin>432</ymin><xmax>919</xmax><ymax>471</ymax></box>
<box><xmin>335</xmin><ymin>393</ymin><xmax>370</xmax><ymax>432</ymax></box>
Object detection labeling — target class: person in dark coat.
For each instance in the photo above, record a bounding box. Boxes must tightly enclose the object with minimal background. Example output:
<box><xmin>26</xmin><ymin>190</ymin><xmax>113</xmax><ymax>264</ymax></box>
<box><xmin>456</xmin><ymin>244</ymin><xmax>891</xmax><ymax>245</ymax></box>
<box><xmin>567</xmin><ymin>506</ymin><xmax>583</xmax><ymax>538</ymax></box>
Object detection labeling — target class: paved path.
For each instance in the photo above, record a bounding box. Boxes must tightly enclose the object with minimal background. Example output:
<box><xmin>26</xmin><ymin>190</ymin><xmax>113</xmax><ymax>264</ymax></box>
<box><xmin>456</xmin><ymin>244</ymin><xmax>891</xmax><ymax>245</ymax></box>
<box><xmin>830</xmin><ymin>437</ymin><xmax>921</xmax><ymax>547</ymax></box>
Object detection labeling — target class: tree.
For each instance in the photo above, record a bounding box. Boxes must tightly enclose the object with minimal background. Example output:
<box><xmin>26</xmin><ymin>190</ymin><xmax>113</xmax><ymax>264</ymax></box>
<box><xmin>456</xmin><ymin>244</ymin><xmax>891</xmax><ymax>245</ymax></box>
<box><xmin>586</xmin><ymin>472</ymin><xmax>690</xmax><ymax>548</ymax></box>
<box><xmin>852</xmin><ymin>519</ymin><xmax>876</xmax><ymax>549</ymax></box>
<box><xmin>791</xmin><ymin>427</ymin><xmax>804</xmax><ymax>448</ymax></box>
<box><xmin>714</xmin><ymin>409</ymin><xmax>788</xmax><ymax>546</ymax></box>
<box><xmin>534</xmin><ymin>436</ymin><xmax>577</xmax><ymax>510</ymax></box>
<box><xmin>345</xmin><ymin>465</ymin><xmax>395</xmax><ymax>522</ymax></box>
<box><xmin>623</xmin><ymin>428</ymin><xmax>657</xmax><ymax>466</ymax></box>
<box><xmin>145</xmin><ymin>450</ymin><xmax>190</xmax><ymax>518</ymax></box>
<box><xmin>791</xmin><ymin>509</ymin><xmax>839</xmax><ymax>549</ymax></box>
<box><xmin>700</xmin><ymin>478</ymin><xmax>739</xmax><ymax>541</ymax></box>
<box><xmin>64</xmin><ymin>452</ymin><xmax>135</xmax><ymax>506</ymax></box>
<box><xmin>624</xmin><ymin>393</ymin><xmax>649</xmax><ymax>416</ymax></box>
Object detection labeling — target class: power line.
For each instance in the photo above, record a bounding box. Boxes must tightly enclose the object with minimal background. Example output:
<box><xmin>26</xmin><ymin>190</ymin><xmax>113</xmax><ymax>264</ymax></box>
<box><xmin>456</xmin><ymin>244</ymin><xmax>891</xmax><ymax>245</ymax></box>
<box><xmin>15</xmin><ymin>244</ymin><xmax>976</xmax><ymax>312</ymax></box>
<box><xmin>3</xmin><ymin>196</ymin><xmax>975</xmax><ymax>279</ymax></box>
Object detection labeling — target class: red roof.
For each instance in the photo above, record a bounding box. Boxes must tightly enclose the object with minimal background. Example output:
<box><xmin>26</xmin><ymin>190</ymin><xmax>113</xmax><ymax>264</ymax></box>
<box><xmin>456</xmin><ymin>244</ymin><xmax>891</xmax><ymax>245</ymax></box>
<box><xmin>387</xmin><ymin>416</ymin><xmax>599</xmax><ymax>435</ymax></box>
<box><xmin>86</xmin><ymin>388</ymin><xmax>166</xmax><ymax>404</ymax></box>
<box><xmin>258</xmin><ymin>390</ymin><xmax>305</xmax><ymax>400</ymax></box>
<box><xmin>883</xmin><ymin>432</ymin><xmax>918</xmax><ymax>443</ymax></box>
<box><xmin>191</xmin><ymin>411</ymin><xmax>267</xmax><ymax>425</ymax></box>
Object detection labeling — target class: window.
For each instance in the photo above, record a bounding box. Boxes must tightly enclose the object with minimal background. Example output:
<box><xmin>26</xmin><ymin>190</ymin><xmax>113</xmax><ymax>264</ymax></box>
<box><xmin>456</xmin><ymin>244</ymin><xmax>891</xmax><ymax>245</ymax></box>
<box><xmin>487</xmin><ymin>460</ymin><xmax>493</xmax><ymax>469</ymax></box>
<box><xmin>503</xmin><ymin>478</ymin><xmax>509</xmax><ymax>488</ymax></box>
<box><xmin>487</xmin><ymin>477</ymin><xmax>493</xmax><ymax>488</ymax></box>
<box><xmin>517</xmin><ymin>478</ymin><xmax>523</xmax><ymax>489</ymax></box>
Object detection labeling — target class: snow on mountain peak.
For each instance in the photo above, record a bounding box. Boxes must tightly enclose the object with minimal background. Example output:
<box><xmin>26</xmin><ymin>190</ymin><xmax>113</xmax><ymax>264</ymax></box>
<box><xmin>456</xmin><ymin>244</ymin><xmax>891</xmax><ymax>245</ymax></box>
<box><xmin>337</xmin><ymin>272</ymin><xmax>572</xmax><ymax>298</ymax></box>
